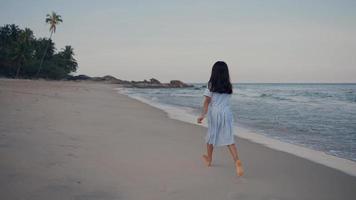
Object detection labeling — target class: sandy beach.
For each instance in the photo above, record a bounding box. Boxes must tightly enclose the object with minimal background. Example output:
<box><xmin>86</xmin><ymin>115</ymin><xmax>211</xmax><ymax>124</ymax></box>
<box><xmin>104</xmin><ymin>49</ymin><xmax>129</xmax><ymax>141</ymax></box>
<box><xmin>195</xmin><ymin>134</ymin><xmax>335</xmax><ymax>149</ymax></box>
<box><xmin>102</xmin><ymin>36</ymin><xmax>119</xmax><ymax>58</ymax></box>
<box><xmin>1</xmin><ymin>78</ymin><xmax>356</xmax><ymax>200</ymax></box>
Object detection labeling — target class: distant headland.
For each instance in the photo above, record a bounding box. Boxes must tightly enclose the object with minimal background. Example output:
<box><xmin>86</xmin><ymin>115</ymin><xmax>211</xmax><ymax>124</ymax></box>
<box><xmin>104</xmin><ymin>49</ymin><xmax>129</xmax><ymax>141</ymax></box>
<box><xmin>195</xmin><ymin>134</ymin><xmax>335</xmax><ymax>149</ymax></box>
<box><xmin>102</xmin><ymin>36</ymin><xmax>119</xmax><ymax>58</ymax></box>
<box><xmin>66</xmin><ymin>75</ymin><xmax>194</xmax><ymax>88</ymax></box>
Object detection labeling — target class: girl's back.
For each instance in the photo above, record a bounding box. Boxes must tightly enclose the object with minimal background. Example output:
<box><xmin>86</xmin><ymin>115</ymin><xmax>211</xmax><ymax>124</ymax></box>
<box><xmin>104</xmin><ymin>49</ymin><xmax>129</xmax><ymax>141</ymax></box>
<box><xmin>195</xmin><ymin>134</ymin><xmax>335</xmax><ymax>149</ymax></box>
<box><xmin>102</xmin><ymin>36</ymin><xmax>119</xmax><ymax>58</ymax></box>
<box><xmin>205</xmin><ymin>89</ymin><xmax>231</xmax><ymax>108</ymax></box>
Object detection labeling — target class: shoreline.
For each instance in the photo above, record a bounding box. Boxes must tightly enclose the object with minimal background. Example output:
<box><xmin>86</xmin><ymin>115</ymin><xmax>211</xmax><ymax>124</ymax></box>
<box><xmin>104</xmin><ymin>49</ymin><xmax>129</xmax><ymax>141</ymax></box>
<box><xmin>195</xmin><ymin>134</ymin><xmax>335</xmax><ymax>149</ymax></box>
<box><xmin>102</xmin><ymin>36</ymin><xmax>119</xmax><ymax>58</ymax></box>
<box><xmin>116</xmin><ymin>87</ymin><xmax>356</xmax><ymax>177</ymax></box>
<box><xmin>1</xmin><ymin>79</ymin><xmax>356</xmax><ymax>199</ymax></box>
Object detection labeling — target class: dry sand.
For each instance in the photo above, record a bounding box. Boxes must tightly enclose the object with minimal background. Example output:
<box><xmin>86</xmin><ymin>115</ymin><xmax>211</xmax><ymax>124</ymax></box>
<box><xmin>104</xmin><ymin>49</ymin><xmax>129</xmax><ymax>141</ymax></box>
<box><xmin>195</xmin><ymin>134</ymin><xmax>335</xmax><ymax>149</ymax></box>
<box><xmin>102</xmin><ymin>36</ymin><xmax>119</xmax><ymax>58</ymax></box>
<box><xmin>0</xmin><ymin>79</ymin><xmax>356</xmax><ymax>200</ymax></box>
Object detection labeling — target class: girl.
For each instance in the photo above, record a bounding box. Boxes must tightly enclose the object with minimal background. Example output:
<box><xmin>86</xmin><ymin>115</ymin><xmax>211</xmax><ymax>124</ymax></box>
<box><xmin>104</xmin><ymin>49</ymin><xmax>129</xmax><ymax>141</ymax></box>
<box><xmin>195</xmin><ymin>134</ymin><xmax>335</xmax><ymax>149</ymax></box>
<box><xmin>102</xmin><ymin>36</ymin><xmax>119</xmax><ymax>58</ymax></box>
<box><xmin>197</xmin><ymin>61</ymin><xmax>244</xmax><ymax>176</ymax></box>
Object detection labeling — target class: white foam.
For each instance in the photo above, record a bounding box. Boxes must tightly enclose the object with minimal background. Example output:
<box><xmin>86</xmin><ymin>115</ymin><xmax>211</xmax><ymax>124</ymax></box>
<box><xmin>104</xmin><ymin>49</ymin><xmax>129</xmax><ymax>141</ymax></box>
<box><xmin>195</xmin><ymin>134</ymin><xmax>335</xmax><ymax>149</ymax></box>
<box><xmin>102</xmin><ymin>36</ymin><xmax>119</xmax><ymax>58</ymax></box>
<box><xmin>115</xmin><ymin>87</ymin><xmax>356</xmax><ymax>177</ymax></box>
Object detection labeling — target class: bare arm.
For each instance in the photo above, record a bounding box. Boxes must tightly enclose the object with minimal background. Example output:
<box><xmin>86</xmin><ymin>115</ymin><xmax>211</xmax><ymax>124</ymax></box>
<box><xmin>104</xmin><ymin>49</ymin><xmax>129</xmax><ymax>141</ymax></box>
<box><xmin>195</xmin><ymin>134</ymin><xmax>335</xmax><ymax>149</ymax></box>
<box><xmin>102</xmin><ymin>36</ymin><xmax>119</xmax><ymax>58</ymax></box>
<box><xmin>197</xmin><ymin>96</ymin><xmax>211</xmax><ymax>123</ymax></box>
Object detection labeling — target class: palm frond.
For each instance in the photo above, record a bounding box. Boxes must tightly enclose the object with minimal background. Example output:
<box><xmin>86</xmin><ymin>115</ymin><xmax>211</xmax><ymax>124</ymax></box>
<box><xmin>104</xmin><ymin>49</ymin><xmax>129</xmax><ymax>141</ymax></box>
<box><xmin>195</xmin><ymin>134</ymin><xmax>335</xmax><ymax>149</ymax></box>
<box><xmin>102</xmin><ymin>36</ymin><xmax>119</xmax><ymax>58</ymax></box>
<box><xmin>45</xmin><ymin>11</ymin><xmax>63</xmax><ymax>33</ymax></box>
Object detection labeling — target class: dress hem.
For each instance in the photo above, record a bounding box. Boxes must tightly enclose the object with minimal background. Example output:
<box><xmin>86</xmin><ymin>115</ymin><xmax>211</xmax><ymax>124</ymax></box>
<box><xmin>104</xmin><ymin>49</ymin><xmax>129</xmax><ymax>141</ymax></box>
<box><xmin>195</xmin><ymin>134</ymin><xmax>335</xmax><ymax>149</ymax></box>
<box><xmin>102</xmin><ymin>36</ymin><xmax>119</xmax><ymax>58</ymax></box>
<box><xmin>206</xmin><ymin>141</ymin><xmax>235</xmax><ymax>147</ymax></box>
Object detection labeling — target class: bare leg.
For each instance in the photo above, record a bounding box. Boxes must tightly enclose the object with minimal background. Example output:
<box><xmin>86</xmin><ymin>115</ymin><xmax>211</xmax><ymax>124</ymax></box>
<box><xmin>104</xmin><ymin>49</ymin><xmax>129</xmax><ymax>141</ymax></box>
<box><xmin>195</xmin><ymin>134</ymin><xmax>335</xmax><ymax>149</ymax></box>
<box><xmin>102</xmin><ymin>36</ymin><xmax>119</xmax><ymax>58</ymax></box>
<box><xmin>227</xmin><ymin>144</ymin><xmax>239</xmax><ymax>161</ymax></box>
<box><xmin>202</xmin><ymin>143</ymin><xmax>213</xmax><ymax>167</ymax></box>
<box><xmin>227</xmin><ymin>144</ymin><xmax>244</xmax><ymax>176</ymax></box>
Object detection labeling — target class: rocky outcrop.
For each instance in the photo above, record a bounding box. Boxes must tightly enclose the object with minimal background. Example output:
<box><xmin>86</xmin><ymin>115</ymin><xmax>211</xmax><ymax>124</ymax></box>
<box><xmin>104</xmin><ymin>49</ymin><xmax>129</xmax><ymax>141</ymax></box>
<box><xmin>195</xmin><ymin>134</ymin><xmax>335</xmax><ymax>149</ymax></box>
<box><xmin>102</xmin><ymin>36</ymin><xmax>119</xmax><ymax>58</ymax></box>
<box><xmin>150</xmin><ymin>78</ymin><xmax>161</xmax><ymax>84</ymax></box>
<box><xmin>66</xmin><ymin>74</ymin><xmax>91</xmax><ymax>81</ymax></box>
<box><xmin>127</xmin><ymin>78</ymin><xmax>193</xmax><ymax>88</ymax></box>
<box><xmin>90</xmin><ymin>75</ymin><xmax>130</xmax><ymax>84</ymax></box>
<box><xmin>169</xmin><ymin>80</ymin><xmax>191</xmax><ymax>88</ymax></box>
<box><xmin>65</xmin><ymin>75</ymin><xmax>193</xmax><ymax>88</ymax></box>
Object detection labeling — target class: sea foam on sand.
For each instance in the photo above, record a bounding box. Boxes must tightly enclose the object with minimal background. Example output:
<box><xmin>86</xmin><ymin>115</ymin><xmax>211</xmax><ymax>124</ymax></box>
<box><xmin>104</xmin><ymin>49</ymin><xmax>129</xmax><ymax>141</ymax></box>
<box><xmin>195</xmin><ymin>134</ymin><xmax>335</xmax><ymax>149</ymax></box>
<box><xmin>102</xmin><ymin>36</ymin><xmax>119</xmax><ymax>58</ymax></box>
<box><xmin>116</xmin><ymin>87</ymin><xmax>356</xmax><ymax>177</ymax></box>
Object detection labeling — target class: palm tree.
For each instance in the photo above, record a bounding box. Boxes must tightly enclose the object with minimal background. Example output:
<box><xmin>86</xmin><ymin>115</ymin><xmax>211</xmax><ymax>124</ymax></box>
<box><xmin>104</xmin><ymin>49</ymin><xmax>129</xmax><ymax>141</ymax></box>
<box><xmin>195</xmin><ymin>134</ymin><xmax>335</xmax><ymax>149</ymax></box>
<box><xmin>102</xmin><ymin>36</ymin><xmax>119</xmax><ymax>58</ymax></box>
<box><xmin>36</xmin><ymin>11</ymin><xmax>62</xmax><ymax>77</ymax></box>
<box><xmin>55</xmin><ymin>45</ymin><xmax>78</xmax><ymax>74</ymax></box>
<box><xmin>13</xmin><ymin>28</ymin><xmax>34</xmax><ymax>78</ymax></box>
<box><xmin>61</xmin><ymin>45</ymin><xmax>78</xmax><ymax>72</ymax></box>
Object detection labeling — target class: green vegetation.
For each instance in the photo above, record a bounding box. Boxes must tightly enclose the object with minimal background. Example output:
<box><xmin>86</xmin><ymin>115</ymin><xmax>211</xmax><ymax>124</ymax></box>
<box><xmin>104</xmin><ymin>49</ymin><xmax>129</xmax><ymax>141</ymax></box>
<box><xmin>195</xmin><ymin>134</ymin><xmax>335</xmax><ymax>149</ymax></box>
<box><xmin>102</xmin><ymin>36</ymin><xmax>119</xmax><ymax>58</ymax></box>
<box><xmin>0</xmin><ymin>12</ymin><xmax>78</xmax><ymax>79</ymax></box>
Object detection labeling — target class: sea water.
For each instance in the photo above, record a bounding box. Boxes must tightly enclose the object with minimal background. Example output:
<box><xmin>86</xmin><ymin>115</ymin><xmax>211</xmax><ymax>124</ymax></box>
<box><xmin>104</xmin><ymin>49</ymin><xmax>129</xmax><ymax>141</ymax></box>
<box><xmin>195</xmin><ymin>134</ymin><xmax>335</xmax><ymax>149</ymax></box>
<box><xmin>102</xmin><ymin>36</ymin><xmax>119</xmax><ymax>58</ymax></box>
<box><xmin>118</xmin><ymin>83</ymin><xmax>356</xmax><ymax>163</ymax></box>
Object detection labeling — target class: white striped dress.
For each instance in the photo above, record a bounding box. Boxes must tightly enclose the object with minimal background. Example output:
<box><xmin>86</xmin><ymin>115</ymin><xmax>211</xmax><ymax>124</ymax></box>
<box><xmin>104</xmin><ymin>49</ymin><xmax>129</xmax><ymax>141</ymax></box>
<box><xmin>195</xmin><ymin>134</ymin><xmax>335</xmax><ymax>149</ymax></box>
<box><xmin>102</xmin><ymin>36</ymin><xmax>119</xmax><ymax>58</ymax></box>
<box><xmin>203</xmin><ymin>85</ymin><xmax>235</xmax><ymax>146</ymax></box>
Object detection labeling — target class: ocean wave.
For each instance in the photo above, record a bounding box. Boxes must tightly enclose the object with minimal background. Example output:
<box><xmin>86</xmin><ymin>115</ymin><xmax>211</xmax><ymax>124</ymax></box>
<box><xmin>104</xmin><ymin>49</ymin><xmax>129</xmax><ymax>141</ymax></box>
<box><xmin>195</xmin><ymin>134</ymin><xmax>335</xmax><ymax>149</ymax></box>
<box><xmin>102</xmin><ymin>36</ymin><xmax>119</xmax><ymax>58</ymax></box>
<box><xmin>292</xmin><ymin>90</ymin><xmax>356</xmax><ymax>103</ymax></box>
<box><xmin>258</xmin><ymin>93</ymin><xmax>291</xmax><ymax>101</ymax></box>
<box><xmin>234</xmin><ymin>89</ymin><xmax>356</xmax><ymax>103</ymax></box>
<box><xmin>170</xmin><ymin>93</ymin><xmax>200</xmax><ymax>97</ymax></box>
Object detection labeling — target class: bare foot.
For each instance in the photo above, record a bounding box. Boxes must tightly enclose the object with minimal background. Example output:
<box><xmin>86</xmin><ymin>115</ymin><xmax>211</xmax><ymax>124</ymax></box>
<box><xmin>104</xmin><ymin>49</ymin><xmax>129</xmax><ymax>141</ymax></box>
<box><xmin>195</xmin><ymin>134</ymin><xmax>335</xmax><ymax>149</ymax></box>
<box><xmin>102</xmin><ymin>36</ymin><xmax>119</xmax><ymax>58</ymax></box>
<box><xmin>235</xmin><ymin>160</ymin><xmax>244</xmax><ymax>176</ymax></box>
<box><xmin>202</xmin><ymin>155</ymin><xmax>212</xmax><ymax>167</ymax></box>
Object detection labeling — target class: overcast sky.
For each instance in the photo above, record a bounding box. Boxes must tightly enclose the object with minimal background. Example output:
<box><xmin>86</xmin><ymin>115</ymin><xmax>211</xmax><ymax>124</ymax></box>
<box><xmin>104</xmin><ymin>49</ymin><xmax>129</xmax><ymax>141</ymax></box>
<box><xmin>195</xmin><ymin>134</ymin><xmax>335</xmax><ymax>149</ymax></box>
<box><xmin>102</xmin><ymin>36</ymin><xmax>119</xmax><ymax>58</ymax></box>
<box><xmin>1</xmin><ymin>0</ymin><xmax>355</xmax><ymax>83</ymax></box>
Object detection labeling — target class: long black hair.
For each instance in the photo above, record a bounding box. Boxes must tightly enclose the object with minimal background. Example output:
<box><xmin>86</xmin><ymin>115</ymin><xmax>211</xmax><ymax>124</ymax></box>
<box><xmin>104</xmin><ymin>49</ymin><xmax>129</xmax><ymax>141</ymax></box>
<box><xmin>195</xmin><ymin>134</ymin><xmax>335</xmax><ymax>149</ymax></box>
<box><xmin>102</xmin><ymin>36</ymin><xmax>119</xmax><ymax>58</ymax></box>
<box><xmin>208</xmin><ymin>61</ymin><xmax>233</xmax><ymax>94</ymax></box>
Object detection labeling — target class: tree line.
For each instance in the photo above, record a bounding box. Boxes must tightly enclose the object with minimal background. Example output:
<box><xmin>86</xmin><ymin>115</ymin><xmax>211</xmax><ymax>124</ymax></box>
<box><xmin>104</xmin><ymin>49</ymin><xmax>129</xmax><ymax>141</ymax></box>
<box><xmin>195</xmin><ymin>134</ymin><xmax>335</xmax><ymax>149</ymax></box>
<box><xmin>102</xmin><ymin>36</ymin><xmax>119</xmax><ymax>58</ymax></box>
<box><xmin>0</xmin><ymin>14</ymin><xmax>77</xmax><ymax>79</ymax></box>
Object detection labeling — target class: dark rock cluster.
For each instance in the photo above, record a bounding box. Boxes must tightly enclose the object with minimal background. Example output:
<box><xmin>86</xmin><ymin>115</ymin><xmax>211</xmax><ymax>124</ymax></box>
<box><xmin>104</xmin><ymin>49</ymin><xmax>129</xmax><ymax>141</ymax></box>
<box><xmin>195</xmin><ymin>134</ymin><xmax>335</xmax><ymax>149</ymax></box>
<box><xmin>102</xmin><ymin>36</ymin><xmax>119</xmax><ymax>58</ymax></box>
<box><xmin>65</xmin><ymin>75</ymin><xmax>193</xmax><ymax>88</ymax></box>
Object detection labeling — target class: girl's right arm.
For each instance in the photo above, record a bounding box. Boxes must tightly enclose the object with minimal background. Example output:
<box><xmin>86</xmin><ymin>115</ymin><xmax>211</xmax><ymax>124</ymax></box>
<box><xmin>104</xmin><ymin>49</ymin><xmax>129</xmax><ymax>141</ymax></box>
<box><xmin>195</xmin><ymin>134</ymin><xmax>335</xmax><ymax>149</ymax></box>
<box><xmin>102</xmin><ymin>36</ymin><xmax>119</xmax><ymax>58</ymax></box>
<box><xmin>197</xmin><ymin>96</ymin><xmax>211</xmax><ymax>123</ymax></box>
